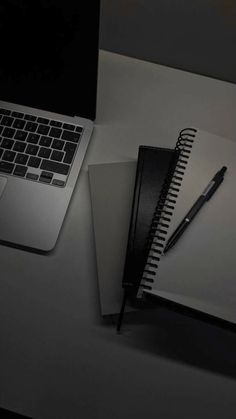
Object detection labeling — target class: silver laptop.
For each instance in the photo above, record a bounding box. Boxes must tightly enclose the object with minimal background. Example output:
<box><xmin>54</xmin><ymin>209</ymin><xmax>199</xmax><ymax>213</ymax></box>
<box><xmin>0</xmin><ymin>0</ymin><xmax>100</xmax><ymax>252</ymax></box>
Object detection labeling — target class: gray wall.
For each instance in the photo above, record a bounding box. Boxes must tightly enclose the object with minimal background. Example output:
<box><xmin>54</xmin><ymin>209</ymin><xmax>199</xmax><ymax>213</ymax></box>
<box><xmin>100</xmin><ymin>0</ymin><xmax>236</xmax><ymax>83</ymax></box>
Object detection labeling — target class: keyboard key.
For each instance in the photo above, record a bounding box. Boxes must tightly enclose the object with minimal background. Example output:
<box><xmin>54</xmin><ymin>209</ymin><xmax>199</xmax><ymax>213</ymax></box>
<box><xmin>50</xmin><ymin>120</ymin><xmax>62</xmax><ymax>127</ymax></box>
<box><xmin>0</xmin><ymin>126</ymin><xmax>3</xmax><ymax>134</ymax></box>
<box><xmin>40</xmin><ymin>171</ymin><xmax>53</xmax><ymax>184</ymax></box>
<box><xmin>25</xmin><ymin>122</ymin><xmax>38</xmax><ymax>132</ymax></box>
<box><xmin>75</xmin><ymin>126</ymin><xmax>83</xmax><ymax>133</ymax></box>
<box><xmin>39</xmin><ymin>136</ymin><xmax>52</xmax><ymax>147</ymax></box>
<box><xmin>38</xmin><ymin>147</ymin><xmax>51</xmax><ymax>159</ymax></box>
<box><xmin>13</xmin><ymin>119</ymin><xmax>26</xmax><ymax>129</ymax></box>
<box><xmin>24</xmin><ymin>114</ymin><xmax>36</xmax><ymax>121</ymax></box>
<box><xmin>63</xmin><ymin>123</ymin><xmax>75</xmax><ymax>131</ymax></box>
<box><xmin>1</xmin><ymin>116</ymin><xmax>14</xmax><ymax>126</ymax></box>
<box><xmin>49</xmin><ymin>127</ymin><xmax>62</xmax><ymax>138</ymax></box>
<box><xmin>2</xmin><ymin>127</ymin><xmax>15</xmax><ymax>138</ymax></box>
<box><xmin>64</xmin><ymin>142</ymin><xmax>77</xmax><ymax>164</ymax></box>
<box><xmin>15</xmin><ymin>130</ymin><xmax>28</xmax><ymax>141</ymax></box>
<box><xmin>51</xmin><ymin>150</ymin><xmax>64</xmax><ymax>162</ymax></box>
<box><xmin>2</xmin><ymin>150</ymin><xmax>16</xmax><ymax>162</ymax></box>
<box><xmin>64</xmin><ymin>151</ymin><xmax>75</xmax><ymax>165</ymax></box>
<box><xmin>41</xmin><ymin>160</ymin><xmax>70</xmax><ymax>175</ymax></box>
<box><xmin>0</xmin><ymin>148</ymin><xmax>3</xmax><ymax>158</ymax></box>
<box><xmin>62</xmin><ymin>130</ymin><xmax>80</xmax><ymax>143</ymax></box>
<box><xmin>64</xmin><ymin>142</ymin><xmax>77</xmax><ymax>153</ymax></box>
<box><xmin>41</xmin><ymin>171</ymin><xmax>53</xmax><ymax>178</ymax></box>
<box><xmin>12</xmin><ymin>111</ymin><xmax>24</xmax><ymax>118</ymax></box>
<box><xmin>13</xmin><ymin>141</ymin><xmax>26</xmax><ymax>152</ymax></box>
<box><xmin>14</xmin><ymin>165</ymin><xmax>27</xmax><ymax>177</ymax></box>
<box><xmin>27</xmin><ymin>133</ymin><xmax>40</xmax><ymax>144</ymax></box>
<box><xmin>39</xmin><ymin>176</ymin><xmax>51</xmax><ymax>184</ymax></box>
<box><xmin>26</xmin><ymin>173</ymin><xmax>39</xmax><ymax>180</ymax></box>
<box><xmin>15</xmin><ymin>153</ymin><xmax>28</xmax><ymax>165</ymax></box>
<box><xmin>37</xmin><ymin>124</ymin><xmax>50</xmax><ymax>135</ymax></box>
<box><xmin>0</xmin><ymin>161</ymin><xmax>14</xmax><ymax>173</ymax></box>
<box><xmin>37</xmin><ymin>117</ymin><xmax>49</xmax><ymax>125</ymax></box>
<box><xmin>52</xmin><ymin>139</ymin><xmax>64</xmax><ymax>150</ymax></box>
<box><xmin>28</xmin><ymin>156</ymin><xmax>41</xmax><ymax>168</ymax></box>
<box><xmin>1</xmin><ymin>138</ymin><xmax>14</xmax><ymax>149</ymax></box>
<box><xmin>52</xmin><ymin>179</ymin><xmax>65</xmax><ymax>187</ymax></box>
<box><xmin>25</xmin><ymin>144</ymin><xmax>39</xmax><ymax>155</ymax></box>
<box><xmin>0</xmin><ymin>109</ymin><xmax>11</xmax><ymax>115</ymax></box>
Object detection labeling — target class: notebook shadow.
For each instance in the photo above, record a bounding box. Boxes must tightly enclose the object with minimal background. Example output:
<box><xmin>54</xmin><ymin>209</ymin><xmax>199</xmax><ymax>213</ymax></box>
<box><xmin>107</xmin><ymin>305</ymin><xmax>236</xmax><ymax>380</ymax></box>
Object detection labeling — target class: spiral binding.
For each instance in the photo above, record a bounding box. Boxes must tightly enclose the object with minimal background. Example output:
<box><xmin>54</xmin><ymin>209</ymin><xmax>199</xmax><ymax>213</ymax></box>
<box><xmin>137</xmin><ymin>128</ymin><xmax>197</xmax><ymax>298</ymax></box>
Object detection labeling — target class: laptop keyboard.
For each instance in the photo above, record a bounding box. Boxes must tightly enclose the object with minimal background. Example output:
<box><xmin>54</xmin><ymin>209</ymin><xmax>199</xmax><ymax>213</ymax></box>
<box><xmin>0</xmin><ymin>108</ymin><xmax>84</xmax><ymax>187</ymax></box>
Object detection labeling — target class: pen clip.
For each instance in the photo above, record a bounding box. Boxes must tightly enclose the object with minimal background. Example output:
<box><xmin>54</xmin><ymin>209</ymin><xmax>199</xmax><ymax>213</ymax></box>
<box><xmin>206</xmin><ymin>177</ymin><xmax>223</xmax><ymax>201</ymax></box>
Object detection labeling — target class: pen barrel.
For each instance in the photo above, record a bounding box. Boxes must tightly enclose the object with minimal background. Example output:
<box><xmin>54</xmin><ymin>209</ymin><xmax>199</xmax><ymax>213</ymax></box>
<box><xmin>206</xmin><ymin>178</ymin><xmax>223</xmax><ymax>200</ymax></box>
<box><xmin>166</xmin><ymin>218</ymin><xmax>190</xmax><ymax>250</ymax></box>
<box><xmin>165</xmin><ymin>196</ymin><xmax>206</xmax><ymax>252</ymax></box>
<box><xmin>185</xmin><ymin>195</ymin><xmax>206</xmax><ymax>220</ymax></box>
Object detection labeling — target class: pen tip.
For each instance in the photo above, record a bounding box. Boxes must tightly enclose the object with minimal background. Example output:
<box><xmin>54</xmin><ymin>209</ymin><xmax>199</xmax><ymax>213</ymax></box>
<box><xmin>219</xmin><ymin>166</ymin><xmax>227</xmax><ymax>176</ymax></box>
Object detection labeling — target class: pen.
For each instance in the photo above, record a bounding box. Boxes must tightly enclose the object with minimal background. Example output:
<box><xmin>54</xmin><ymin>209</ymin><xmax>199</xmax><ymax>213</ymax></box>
<box><xmin>164</xmin><ymin>166</ymin><xmax>227</xmax><ymax>254</ymax></box>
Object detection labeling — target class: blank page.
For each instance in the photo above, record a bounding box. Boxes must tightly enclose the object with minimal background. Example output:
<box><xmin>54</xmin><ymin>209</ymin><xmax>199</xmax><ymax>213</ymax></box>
<box><xmin>145</xmin><ymin>129</ymin><xmax>236</xmax><ymax>324</ymax></box>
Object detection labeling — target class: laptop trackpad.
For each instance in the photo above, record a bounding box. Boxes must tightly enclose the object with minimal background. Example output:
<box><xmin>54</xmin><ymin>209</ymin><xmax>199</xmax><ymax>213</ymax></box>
<box><xmin>0</xmin><ymin>177</ymin><xmax>7</xmax><ymax>198</ymax></box>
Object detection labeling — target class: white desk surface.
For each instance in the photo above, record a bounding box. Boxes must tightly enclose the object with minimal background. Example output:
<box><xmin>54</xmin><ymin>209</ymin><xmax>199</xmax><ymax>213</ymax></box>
<box><xmin>1</xmin><ymin>50</ymin><xmax>236</xmax><ymax>419</ymax></box>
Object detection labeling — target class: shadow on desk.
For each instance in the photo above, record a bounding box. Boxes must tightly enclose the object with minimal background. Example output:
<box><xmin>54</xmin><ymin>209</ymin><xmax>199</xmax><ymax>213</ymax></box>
<box><xmin>105</xmin><ymin>306</ymin><xmax>236</xmax><ymax>380</ymax></box>
<box><xmin>0</xmin><ymin>407</ymin><xmax>31</xmax><ymax>418</ymax></box>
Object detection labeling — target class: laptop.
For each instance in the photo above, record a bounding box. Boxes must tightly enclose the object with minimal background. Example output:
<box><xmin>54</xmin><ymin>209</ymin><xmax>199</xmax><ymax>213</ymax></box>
<box><xmin>0</xmin><ymin>0</ymin><xmax>100</xmax><ymax>252</ymax></box>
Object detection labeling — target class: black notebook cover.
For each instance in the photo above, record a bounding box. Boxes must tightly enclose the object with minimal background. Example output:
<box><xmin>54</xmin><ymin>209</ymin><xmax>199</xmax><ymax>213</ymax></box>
<box><xmin>122</xmin><ymin>145</ymin><xmax>177</xmax><ymax>298</ymax></box>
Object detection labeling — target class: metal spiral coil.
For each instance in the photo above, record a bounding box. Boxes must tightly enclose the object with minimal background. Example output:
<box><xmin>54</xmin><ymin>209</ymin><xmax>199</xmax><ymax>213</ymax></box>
<box><xmin>137</xmin><ymin>128</ymin><xmax>197</xmax><ymax>296</ymax></box>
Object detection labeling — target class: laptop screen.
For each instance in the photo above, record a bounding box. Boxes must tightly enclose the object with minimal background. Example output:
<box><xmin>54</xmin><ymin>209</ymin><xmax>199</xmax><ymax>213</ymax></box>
<box><xmin>0</xmin><ymin>0</ymin><xmax>100</xmax><ymax>120</ymax></box>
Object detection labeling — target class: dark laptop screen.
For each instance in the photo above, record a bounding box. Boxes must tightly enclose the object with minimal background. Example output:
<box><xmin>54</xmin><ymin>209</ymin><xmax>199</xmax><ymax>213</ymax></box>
<box><xmin>0</xmin><ymin>0</ymin><xmax>100</xmax><ymax>120</ymax></box>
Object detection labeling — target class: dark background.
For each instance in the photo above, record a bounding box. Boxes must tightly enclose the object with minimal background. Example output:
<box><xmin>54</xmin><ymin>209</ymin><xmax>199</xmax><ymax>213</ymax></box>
<box><xmin>100</xmin><ymin>0</ymin><xmax>236</xmax><ymax>83</ymax></box>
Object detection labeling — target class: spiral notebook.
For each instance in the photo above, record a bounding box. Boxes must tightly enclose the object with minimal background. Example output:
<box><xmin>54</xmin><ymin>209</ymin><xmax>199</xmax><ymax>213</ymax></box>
<box><xmin>140</xmin><ymin>128</ymin><xmax>236</xmax><ymax>326</ymax></box>
<box><xmin>122</xmin><ymin>146</ymin><xmax>176</xmax><ymax>298</ymax></box>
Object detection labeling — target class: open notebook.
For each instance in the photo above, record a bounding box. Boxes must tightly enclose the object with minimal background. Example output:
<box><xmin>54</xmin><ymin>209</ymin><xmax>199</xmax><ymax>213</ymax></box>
<box><xmin>141</xmin><ymin>128</ymin><xmax>236</xmax><ymax>325</ymax></box>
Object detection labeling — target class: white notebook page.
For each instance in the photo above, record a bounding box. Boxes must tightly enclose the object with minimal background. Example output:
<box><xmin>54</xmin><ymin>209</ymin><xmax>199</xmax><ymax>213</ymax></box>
<box><xmin>145</xmin><ymin>129</ymin><xmax>236</xmax><ymax>324</ymax></box>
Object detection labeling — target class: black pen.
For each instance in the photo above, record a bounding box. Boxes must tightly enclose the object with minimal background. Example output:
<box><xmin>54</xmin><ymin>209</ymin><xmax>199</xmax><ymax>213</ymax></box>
<box><xmin>164</xmin><ymin>166</ymin><xmax>227</xmax><ymax>254</ymax></box>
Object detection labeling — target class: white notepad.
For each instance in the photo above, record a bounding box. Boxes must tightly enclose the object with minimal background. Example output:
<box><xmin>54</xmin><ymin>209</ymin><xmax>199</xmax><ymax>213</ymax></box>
<box><xmin>143</xmin><ymin>129</ymin><xmax>236</xmax><ymax>324</ymax></box>
<box><xmin>88</xmin><ymin>161</ymin><xmax>136</xmax><ymax>315</ymax></box>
